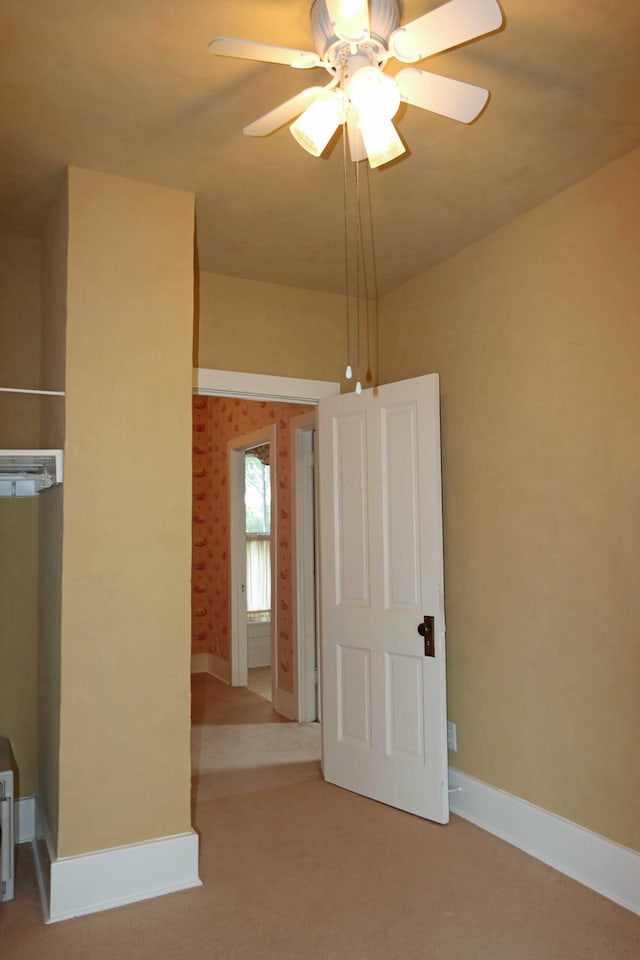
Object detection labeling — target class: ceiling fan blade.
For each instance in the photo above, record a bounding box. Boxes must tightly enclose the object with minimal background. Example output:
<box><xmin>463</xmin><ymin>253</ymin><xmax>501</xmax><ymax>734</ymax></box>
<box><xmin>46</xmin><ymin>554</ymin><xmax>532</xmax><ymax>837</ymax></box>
<box><xmin>389</xmin><ymin>0</ymin><xmax>503</xmax><ymax>63</ymax></box>
<box><xmin>325</xmin><ymin>0</ymin><xmax>370</xmax><ymax>43</ymax></box>
<box><xmin>396</xmin><ymin>68</ymin><xmax>489</xmax><ymax>123</ymax></box>
<box><xmin>243</xmin><ymin>87</ymin><xmax>326</xmax><ymax>137</ymax></box>
<box><xmin>209</xmin><ymin>37</ymin><xmax>322</xmax><ymax>69</ymax></box>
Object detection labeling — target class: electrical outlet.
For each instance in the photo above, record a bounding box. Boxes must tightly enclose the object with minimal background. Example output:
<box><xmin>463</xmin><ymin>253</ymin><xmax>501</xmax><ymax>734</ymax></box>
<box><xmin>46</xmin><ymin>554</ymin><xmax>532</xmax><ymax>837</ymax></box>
<box><xmin>447</xmin><ymin>721</ymin><xmax>457</xmax><ymax>752</ymax></box>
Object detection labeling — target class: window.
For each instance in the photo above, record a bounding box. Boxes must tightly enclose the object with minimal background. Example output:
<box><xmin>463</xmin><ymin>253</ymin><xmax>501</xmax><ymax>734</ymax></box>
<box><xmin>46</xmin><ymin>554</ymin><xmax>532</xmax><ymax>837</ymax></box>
<box><xmin>245</xmin><ymin>449</ymin><xmax>271</xmax><ymax>620</ymax></box>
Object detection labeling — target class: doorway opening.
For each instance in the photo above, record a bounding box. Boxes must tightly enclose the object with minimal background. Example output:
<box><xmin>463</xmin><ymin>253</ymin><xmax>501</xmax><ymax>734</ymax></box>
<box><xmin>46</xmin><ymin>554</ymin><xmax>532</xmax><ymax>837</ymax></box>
<box><xmin>228</xmin><ymin>415</ymin><xmax>319</xmax><ymax>718</ymax></box>
<box><xmin>244</xmin><ymin>440</ymin><xmax>274</xmax><ymax>703</ymax></box>
<box><xmin>191</xmin><ymin>371</ymin><xmax>340</xmax><ymax>722</ymax></box>
<box><xmin>192</xmin><ymin>369</ymin><xmax>449</xmax><ymax>827</ymax></box>
<box><xmin>229</xmin><ymin>424</ymin><xmax>277</xmax><ymax>701</ymax></box>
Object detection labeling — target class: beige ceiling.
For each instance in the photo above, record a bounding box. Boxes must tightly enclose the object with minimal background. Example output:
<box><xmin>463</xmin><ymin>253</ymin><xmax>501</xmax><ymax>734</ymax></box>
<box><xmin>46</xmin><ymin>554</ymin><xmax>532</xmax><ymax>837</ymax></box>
<box><xmin>1</xmin><ymin>1</ymin><xmax>639</xmax><ymax>295</ymax></box>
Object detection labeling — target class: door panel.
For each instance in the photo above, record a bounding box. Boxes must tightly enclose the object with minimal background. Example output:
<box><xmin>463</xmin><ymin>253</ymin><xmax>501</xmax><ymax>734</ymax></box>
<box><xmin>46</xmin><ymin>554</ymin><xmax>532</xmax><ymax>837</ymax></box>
<box><xmin>334</xmin><ymin>412</ymin><xmax>369</xmax><ymax>606</ymax></box>
<box><xmin>382</xmin><ymin>402</ymin><xmax>420</xmax><ymax>609</ymax></box>
<box><xmin>319</xmin><ymin>374</ymin><xmax>448</xmax><ymax>823</ymax></box>
<box><xmin>337</xmin><ymin>644</ymin><xmax>371</xmax><ymax>746</ymax></box>
<box><xmin>385</xmin><ymin>652</ymin><xmax>425</xmax><ymax>762</ymax></box>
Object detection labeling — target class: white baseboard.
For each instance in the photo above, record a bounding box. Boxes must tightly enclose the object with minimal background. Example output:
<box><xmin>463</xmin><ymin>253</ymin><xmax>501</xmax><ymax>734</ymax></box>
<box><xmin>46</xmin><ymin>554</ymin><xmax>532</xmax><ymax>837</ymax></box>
<box><xmin>15</xmin><ymin>795</ymin><xmax>37</xmax><ymax>843</ymax></box>
<box><xmin>32</xmin><ymin>801</ymin><xmax>54</xmax><ymax>921</ymax></box>
<box><xmin>449</xmin><ymin>768</ymin><xmax>640</xmax><ymax>917</ymax></box>
<box><xmin>190</xmin><ymin>652</ymin><xmax>209</xmax><ymax>674</ymax></box>
<box><xmin>42</xmin><ymin>829</ymin><xmax>201</xmax><ymax>923</ymax></box>
<box><xmin>30</xmin><ymin>798</ymin><xmax>201</xmax><ymax>923</ymax></box>
<box><xmin>191</xmin><ymin>652</ymin><xmax>231</xmax><ymax>684</ymax></box>
<box><xmin>274</xmin><ymin>686</ymin><xmax>297</xmax><ymax>720</ymax></box>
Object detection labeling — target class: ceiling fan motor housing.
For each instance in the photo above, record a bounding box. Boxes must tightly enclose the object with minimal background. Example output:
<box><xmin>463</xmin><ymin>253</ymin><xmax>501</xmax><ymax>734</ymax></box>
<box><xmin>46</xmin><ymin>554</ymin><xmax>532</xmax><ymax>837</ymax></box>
<box><xmin>311</xmin><ymin>0</ymin><xmax>400</xmax><ymax>65</ymax></box>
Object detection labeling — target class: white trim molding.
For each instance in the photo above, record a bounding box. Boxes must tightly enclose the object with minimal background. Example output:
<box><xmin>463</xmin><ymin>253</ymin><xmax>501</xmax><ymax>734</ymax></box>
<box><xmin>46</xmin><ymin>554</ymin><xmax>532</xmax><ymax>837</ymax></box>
<box><xmin>42</xmin><ymin>830</ymin><xmax>201</xmax><ymax>923</ymax></box>
<box><xmin>190</xmin><ymin>652</ymin><xmax>210</xmax><ymax>674</ymax></box>
<box><xmin>449</xmin><ymin>768</ymin><xmax>640</xmax><ymax>917</ymax></box>
<box><xmin>32</xmin><ymin>802</ymin><xmax>54</xmax><ymax>920</ymax></box>
<box><xmin>291</xmin><ymin>412</ymin><xmax>319</xmax><ymax>724</ymax></box>
<box><xmin>193</xmin><ymin>368</ymin><xmax>340</xmax><ymax>404</ymax></box>
<box><xmin>15</xmin><ymin>796</ymin><xmax>37</xmax><ymax>843</ymax></box>
<box><xmin>191</xmin><ymin>652</ymin><xmax>231</xmax><ymax>684</ymax></box>
<box><xmin>274</xmin><ymin>686</ymin><xmax>297</xmax><ymax>721</ymax></box>
<box><xmin>212</xmin><ymin>652</ymin><xmax>231</xmax><ymax>684</ymax></box>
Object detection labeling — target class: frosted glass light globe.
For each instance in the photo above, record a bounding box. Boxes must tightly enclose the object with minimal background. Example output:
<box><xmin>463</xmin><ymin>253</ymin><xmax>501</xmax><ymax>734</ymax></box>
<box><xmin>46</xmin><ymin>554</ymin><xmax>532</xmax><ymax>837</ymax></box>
<box><xmin>347</xmin><ymin>66</ymin><xmax>400</xmax><ymax>120</ymax></box>
<box><xmin>290</xmin><ymin>91</ymin><xmax>345</xmax><ymax>157</ymax></box>
<box><xmin>358</xmin><ymin>114</ymin><xmax>406</xmax><ymax>168</ymax></box>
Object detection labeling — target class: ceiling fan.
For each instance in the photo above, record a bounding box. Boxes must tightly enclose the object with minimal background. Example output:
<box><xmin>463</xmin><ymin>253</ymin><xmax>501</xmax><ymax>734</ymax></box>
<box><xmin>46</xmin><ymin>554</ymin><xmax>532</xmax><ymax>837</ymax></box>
<box><xmin>209</xmin><ymin>0</ymin><xmax>503</xmax><ymax>168</ymax></box>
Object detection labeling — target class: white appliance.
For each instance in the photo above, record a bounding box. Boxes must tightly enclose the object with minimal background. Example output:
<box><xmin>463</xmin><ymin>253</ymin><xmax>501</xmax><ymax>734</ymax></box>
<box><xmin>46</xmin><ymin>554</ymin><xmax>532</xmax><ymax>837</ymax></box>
<box><xmin>0</xmin><ymin>737</ymin><xmax>15</xmax><ymax>902</ymax></box>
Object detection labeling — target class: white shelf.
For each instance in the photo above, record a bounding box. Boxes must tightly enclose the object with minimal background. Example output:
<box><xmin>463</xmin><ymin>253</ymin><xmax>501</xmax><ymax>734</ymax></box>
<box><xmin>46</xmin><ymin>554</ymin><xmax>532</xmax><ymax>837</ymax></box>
<box><xmin>0</xmin><ymin>387</ymin><xmax>65</xmax><ymax>396</ymax></box>
<box><xmin>0</xmin><ymin>449</ymin><xmax>63</xmax><ymax>498</ymax></box>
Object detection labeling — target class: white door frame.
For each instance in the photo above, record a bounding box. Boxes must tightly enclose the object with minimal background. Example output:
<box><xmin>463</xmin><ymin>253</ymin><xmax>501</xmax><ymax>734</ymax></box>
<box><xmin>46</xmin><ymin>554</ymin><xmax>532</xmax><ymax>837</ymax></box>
<box><xmin>229</xmin><ymin>425</ymin><xmax>277</xmax><ymax>697</ymax></box>
<box><xmin>194</xmin><ymin>369</ymin><xmax>340</xmax><ymax>719</ymax></box>
<box><xmin>194</xmin><ymin>369</ymin><xmax>339</xmax><ymax>405</ymax></box>
<box><xmin>290</xmin><ymin>411</ymin><xmax>319</xmax><ymax>723</ymax></box>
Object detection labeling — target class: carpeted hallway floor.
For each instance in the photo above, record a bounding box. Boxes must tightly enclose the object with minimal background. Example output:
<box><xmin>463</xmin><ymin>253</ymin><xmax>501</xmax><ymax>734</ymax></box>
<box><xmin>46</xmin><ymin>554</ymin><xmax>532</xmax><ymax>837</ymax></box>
<box><xmin>190</xmin><ymin>673</ymin><xmax>321</xmax><ymax>803</ymax></box>
<box><xmin>247</xmin><ymin>665</ymin><xmax>272</xmax><ymax>702</ymax></box>
<box><xmin>2</xmin><ymin>674</ymin><xmax>639</xmax><ymax>959</ymax></box>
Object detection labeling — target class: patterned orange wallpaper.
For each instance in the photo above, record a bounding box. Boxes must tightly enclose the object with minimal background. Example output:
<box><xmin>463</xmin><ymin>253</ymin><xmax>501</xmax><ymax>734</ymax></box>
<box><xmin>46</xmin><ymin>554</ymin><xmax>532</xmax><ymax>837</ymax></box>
<box><xmin>192</xmin><ymin>396</ymin><xmax>314</xmax><ymax>693</ymax></box>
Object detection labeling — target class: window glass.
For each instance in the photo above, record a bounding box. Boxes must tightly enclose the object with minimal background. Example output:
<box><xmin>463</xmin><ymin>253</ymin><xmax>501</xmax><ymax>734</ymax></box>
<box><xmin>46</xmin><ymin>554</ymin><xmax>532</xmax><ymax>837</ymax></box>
<box><xmin>245</xmin><ymin>453</ymin><xmax>271</xmax><ymax>534</ymax></box>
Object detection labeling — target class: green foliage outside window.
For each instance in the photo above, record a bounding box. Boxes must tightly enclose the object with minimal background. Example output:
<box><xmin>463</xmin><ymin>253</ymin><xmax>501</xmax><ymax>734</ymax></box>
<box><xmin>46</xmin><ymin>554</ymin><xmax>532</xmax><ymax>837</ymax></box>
<box><xmin>245</xmin><ymin>453</ymin><xmax>271</xmax><ymax>534</ymax></box>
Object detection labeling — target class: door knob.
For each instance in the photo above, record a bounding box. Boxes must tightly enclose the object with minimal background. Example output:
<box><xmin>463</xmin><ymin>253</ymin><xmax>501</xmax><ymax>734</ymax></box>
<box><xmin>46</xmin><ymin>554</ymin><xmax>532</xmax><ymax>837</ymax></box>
<box><xmin>417</xmin><ymin>615</ymin><xmax>435</xmax><ymax>657</ymax></box>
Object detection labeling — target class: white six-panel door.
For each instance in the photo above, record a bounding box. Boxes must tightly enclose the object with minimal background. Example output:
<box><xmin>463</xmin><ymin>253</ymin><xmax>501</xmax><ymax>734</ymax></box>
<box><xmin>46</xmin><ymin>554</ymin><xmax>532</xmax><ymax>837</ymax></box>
<box><xmin>318</xmin><ymin>374</ymin><xmax>448</xmax><ymax>822</ymax></box>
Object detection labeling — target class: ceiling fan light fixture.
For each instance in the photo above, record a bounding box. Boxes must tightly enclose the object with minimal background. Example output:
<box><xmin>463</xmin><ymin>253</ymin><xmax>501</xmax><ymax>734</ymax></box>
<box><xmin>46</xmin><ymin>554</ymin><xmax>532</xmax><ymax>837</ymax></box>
<box><xmin>290</xmin><ymin>90</ymin><xmax>345</xmax><ymax>157</ymax></box>
<box><xmin>212</xmin><ymin>0</ymin><xmax>504</xmax><ymax>168</ymax></box>
<box><xmin>347</xmin><ymin>66</ymin><xmax>400</xmax><ymax>120</ymax></box>
<box><xmin>356</xmin><ymin>113</ymin><xmax>405</xmax><ymax>168</ymax></box>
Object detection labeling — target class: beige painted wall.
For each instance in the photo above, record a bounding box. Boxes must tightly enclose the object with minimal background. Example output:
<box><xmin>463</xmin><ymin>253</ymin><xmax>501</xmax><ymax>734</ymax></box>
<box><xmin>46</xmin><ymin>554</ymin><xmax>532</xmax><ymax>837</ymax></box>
<box><xmin>379</xmin><ymin>148</ymin><xmax>640</xmax><ymax>852</ymax></box>
<box><xmin>37</xmin><ymin>178</ymin><xmax>69</xmax><ymax>847</ymax></box>
<box><xmin>0</xmin><ymin>234</ymin><xmax>43</xmax><ymax>799</ymax></box>
<box><xmin>197</xmin><ymin>271</ymin><xmax>377</xmax><ymax>390</ymax></box>
<box><xmin>0</xmin><ymin>234</ymin><xmax>42</xmax><ymax>448</ymax></box>
<box><xmin>38</xmin><ymin>484</ymin><xmax>63</xmax><ymax>849</ymax></box>
<box><xmin>0</xmin><ymin>500</ymin><xmax>39</xmax><ymax>797</ymax></box>
<box><xmin>40</xmin><ymin>173</ymin><xmax>68</xmax><ymax>449</ymax></box>
<box><xmin>53</xmin><ymin>167</ymin><xmax>195</xmax><ymax>857</ymax></box>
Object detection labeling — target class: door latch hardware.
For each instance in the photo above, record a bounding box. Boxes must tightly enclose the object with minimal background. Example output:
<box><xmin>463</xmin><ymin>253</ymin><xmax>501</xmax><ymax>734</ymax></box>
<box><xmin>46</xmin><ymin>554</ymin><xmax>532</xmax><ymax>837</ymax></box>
<box><xmin>417</xmin><ymin>615</ymin><xmax>435</xmax><ymax>657</ymax></box>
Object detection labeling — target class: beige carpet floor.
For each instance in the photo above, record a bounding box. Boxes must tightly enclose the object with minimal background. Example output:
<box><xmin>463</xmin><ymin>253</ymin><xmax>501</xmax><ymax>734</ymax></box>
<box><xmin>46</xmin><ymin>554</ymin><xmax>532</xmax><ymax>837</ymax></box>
<box><xmin>2</xmin><ymin>675</ymin><xmax>639</xmax><ymax>959</ymax></box>
<box><xmin>247</xmin><ymin>666</ymin><xmax>272</xmax><ymax>702</ymax></box>
<box><xmin>191</xmin><ymin>674</ymin><xmax>321</xmax><ymax>803</ymax></box>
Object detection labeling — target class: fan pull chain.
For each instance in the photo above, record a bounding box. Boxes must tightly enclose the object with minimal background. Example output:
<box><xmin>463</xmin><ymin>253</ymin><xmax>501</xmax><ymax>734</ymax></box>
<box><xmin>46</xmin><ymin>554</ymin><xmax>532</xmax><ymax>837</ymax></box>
<box><xmin>354</xmin><ymin>157</ymin><xmax>362</xmax><ymax>395</ymax></box>
<box><xmin>341</xmin><ymin>69</ymin><xmax>352</xmax><ymax>381</ymax></box>
<box><xmin>363</xmin><ymin>162</ymin><xmax>378</xmax><ymax>387</ymax></box>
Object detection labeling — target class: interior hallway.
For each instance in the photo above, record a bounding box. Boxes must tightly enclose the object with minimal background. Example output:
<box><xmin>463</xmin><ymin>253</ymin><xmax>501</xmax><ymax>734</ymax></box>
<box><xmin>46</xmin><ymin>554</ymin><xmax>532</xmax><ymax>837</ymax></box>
<box><xmin>2</xmin><ymin>676</ymin><xmax>639</xmax><ymax>959</ymax></box>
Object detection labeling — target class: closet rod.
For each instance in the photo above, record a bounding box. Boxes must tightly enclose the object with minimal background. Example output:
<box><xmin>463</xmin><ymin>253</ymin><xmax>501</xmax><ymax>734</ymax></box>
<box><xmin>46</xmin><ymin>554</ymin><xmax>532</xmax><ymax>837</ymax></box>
<box><xmin>0</xmin><ymin>387</ymin><xmax>65</xmax><ymax>397</ymax></box>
